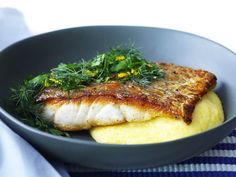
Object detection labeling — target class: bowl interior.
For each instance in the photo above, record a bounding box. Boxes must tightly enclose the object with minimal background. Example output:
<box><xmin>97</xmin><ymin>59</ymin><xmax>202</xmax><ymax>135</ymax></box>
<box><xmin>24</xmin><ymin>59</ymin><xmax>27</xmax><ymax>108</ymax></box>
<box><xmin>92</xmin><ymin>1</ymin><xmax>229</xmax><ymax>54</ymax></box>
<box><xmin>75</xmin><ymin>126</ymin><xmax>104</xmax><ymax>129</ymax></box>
<box><xmin>0</xmin><ymin>26</ymin><xmax>236</xmax><ymax>142</ymax></box>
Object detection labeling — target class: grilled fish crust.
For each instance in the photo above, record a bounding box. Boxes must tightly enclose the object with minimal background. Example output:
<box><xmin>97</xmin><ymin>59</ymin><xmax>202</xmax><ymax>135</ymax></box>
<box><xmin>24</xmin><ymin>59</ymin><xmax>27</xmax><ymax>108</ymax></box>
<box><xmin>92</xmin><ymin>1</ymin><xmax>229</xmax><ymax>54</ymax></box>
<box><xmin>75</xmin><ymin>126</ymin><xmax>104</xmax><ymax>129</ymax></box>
<box><xmin>36</xmin><ymin>63</ymin><xmax>216</xmax><ymax>131</ymax></box>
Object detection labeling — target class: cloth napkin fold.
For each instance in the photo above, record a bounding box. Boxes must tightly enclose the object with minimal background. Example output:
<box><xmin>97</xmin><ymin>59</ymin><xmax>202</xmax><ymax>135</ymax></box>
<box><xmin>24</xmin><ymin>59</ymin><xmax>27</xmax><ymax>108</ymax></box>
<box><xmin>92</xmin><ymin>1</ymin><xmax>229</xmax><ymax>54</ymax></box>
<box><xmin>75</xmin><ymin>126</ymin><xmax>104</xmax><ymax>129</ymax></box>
<box><xmin>0</xmin><ymin>120</ymin><xmax>66</xmax><ymax>177</ymax></box>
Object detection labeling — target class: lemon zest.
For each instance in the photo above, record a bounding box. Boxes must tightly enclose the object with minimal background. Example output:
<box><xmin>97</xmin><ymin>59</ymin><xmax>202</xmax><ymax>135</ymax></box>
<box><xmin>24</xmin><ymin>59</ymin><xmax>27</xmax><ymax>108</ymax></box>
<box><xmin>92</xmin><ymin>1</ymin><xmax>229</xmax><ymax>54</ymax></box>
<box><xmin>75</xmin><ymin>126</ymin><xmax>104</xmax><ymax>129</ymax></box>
<box><xmin>116</xmin><ymin>55</ymin><xmax>125</xmax><ymax>61</ymax></box>
<box><xmin>118</xmin><ymin>72</ymin><xmax>129</xmax><ymax>78</ymax></box>
<box><xmin>49</xmin><ymin>78</ymin><xmax>62</xmax><ymax>85</ymax></box>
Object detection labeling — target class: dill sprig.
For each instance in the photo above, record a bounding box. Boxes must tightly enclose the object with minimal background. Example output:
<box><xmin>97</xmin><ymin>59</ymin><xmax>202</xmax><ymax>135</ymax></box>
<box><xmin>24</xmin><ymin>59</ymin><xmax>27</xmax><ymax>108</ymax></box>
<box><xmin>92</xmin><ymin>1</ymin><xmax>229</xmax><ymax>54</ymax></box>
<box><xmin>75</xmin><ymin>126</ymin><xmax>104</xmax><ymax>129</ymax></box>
<box><xmin>10</xmin><ymin>76</ymin><xmax>70</xmax><ymax>137</ymax></box>
<box><xmin>50</xmin><ymin>45</ymin><xmax>165</xmax><ymax>90</ymax></box>
<box><xmin>10</xmin><ymin>45</ymin><xmax>165</xmax><ymax>137</ymax></box>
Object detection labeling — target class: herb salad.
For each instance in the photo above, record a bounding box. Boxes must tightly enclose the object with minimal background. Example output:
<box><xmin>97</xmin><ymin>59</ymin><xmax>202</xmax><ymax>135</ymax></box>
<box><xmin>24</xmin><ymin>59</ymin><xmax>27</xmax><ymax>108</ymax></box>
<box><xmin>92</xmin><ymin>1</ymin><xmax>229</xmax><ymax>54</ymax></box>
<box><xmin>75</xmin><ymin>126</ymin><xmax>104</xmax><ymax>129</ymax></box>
<box><xmin>10</xmin><ymin>45</ymin><xmax>165</xmax><ymax>136</ymax></box>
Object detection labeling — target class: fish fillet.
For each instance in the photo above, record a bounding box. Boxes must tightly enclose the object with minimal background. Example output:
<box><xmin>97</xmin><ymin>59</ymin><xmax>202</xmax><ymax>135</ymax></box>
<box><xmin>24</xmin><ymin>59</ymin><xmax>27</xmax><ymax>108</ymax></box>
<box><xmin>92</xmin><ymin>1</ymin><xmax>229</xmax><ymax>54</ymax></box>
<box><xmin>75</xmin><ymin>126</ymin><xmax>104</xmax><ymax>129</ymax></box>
<box><xmin>36</xmin><ymin>63</ymin><xmax>216</xmax><ymax>131</ymax></box>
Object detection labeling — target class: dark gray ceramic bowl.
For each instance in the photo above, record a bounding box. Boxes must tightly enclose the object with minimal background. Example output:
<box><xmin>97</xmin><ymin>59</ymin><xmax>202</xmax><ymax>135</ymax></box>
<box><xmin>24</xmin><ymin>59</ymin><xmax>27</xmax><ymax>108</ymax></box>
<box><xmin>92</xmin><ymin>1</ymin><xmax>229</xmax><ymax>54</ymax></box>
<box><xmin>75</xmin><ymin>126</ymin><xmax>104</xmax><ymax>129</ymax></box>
<box><xmin>0</xmin><ymin>26</ymin><xmax>236</xmax><ymax>169</ymax></box>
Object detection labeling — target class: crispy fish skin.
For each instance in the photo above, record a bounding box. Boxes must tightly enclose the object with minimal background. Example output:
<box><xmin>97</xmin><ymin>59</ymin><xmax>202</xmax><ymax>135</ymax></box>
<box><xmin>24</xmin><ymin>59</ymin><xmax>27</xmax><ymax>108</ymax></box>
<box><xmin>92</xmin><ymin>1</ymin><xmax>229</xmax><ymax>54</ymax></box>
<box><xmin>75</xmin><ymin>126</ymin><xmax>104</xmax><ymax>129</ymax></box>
<box><xmin>36</xmin><ymin>63</ymin><xmax>216</xmax><ymax>131</ymax></box>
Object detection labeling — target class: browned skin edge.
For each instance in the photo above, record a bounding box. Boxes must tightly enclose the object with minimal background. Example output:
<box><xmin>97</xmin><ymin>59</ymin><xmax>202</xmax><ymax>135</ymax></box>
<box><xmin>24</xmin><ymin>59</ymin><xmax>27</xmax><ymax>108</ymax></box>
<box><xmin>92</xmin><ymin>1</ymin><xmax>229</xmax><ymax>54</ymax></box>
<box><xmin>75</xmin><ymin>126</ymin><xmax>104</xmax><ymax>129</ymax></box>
<box><xmin>36</xmin><ymin>63</ymin><xmax>217</xmax><ymax>124</ymax></box>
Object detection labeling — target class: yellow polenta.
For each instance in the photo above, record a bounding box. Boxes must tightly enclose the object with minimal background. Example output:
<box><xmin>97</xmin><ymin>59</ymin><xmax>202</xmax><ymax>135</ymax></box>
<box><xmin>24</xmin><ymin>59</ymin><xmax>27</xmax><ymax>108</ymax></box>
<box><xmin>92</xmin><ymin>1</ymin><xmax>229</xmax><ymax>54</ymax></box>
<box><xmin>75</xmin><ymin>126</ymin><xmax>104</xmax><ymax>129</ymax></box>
<box><xmin>90</xmin><ymin>91</ymin><xmax>224</xmax><ymax>144</ymax></box>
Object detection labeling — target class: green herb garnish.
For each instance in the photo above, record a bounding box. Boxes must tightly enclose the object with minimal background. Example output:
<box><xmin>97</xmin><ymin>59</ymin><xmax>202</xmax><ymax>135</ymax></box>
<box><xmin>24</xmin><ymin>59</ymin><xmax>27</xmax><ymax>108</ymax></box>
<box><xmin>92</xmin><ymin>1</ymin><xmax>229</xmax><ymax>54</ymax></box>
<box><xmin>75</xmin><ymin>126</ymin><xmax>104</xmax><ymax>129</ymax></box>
<box><xmin>10</xmin><ymin>45</ymin><xmax>164</xmax><ymax>137</ymax></box>
<box><xmin>10</xmin><ymin>77</ymin><xmax>70</xmax><ymax>137</ymax></box>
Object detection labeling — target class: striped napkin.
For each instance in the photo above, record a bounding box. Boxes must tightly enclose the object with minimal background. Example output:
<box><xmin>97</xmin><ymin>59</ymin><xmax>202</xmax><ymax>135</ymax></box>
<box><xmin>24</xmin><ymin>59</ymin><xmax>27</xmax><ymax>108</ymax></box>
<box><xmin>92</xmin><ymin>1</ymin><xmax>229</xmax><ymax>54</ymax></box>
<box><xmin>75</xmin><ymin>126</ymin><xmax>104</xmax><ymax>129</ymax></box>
<box><xmin>67</xmin><ymin>129</ymin><xmax>236</xmax><ymax>177</ymax></box>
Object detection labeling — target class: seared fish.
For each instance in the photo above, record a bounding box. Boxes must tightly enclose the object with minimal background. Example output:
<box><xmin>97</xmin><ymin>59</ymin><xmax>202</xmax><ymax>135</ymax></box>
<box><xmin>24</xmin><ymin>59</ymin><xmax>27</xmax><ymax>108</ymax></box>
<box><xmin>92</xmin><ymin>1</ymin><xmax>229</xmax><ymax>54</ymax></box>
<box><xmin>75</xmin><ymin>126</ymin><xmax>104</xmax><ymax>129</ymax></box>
<box><xmin>36</xmin><ymin>63</ymin><xmax>216</xmax><ymax>131</ymax></box>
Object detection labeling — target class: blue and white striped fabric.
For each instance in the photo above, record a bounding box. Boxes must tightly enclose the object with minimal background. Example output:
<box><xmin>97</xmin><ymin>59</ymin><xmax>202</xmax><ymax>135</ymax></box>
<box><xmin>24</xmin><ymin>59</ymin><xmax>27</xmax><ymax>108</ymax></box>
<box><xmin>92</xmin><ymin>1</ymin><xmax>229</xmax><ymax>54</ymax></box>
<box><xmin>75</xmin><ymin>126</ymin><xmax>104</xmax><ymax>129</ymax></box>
<box><xmin>67</xmin><ymin>129</ymin><xmax>236</xmax><ymax>177</ymax></box>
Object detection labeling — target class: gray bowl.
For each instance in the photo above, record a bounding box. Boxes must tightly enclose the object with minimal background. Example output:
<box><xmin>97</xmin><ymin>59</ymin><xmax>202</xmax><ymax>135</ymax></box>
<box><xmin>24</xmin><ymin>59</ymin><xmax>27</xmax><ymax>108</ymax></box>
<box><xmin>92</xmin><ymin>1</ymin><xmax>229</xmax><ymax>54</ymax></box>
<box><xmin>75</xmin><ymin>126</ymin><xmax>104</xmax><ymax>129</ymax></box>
<box><xmin>0</xmin><ymin>26</ymin><xmax>236</xmax><ymax>169</ymax></box>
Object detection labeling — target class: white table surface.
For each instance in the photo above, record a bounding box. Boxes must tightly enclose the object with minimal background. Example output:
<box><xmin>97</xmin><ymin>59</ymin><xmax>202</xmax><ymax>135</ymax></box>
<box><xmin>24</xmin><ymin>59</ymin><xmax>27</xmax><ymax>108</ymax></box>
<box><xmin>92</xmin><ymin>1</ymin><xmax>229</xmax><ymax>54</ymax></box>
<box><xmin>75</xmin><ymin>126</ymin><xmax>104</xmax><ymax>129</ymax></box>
<box><xmin>0</xmin><ymin>0</ymin><xmax>236</xmax><ymax>52</ymax></box>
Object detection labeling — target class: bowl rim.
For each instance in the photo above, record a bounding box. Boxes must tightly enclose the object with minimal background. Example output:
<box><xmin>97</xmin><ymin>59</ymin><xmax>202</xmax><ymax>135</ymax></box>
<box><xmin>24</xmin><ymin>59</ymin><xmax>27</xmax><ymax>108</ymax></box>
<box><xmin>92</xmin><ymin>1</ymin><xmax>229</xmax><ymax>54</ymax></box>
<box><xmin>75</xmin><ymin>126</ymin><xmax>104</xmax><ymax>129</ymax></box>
<box><xmin>0</xmin><ymin>25</ymin><xmax>236</xmax><ymax>147</ymax></box>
